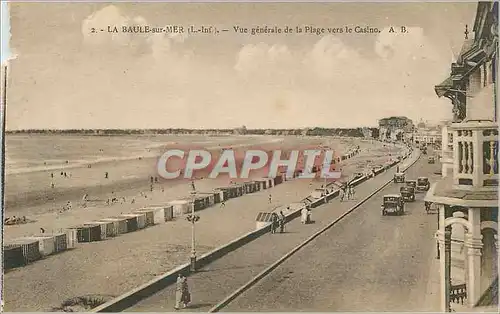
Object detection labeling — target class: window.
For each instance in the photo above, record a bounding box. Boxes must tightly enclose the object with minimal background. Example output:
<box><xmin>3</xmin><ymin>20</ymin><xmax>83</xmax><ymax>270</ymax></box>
<box><xmin>483</xmin><ymin>64</ymin><xmax>487</xmax><ymax>87</ymax></box>
<box><xmin>492</xmin><ymin>57</ymin><xmax>497</xmax><ymax>84</ymax></box>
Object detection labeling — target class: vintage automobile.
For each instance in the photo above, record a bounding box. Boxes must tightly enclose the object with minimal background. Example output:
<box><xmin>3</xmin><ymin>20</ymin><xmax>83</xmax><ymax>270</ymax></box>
<box><xmin>381</xmin><ymin>194</ymin><xmax>405</xmax><ymax>216</ymax></box>
<box><xmin>405</xmin><ymin>180</ymin><xmax>417</xmax><ymax>189</ymax></box>
<box><xmin>393</xmin><ymin>172</ymin><xmax>405</xmax><ymax>183</ymax></box>
<box><xmin>400</xmin><ymin>186</ymin><xmax>415</xmax><ymax>202</ymax></box>
<box><xmin>428</xmin><ymin>156</ymin><xmax>435</xmax><ymax>164</ymax></box>
<box><xmin>416</xmin><ymin>177</ymin><xmax>430</xmax><ymax>192</ymax></box>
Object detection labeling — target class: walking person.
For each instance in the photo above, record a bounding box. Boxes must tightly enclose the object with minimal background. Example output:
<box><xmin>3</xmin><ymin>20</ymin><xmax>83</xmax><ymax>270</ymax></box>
<box><xmin>270</xmin><ymin>213</ymin><xmax>278</xmax><ymax>234</ymax></box>
<box><xmin>220</xmin><ymin>199</ymin><xmax>226</xmax><ymax>208</ymax></box>
<box><xmin>343</xmin><ymin>184</ymin><xmax>348</xmax><ymax>200</ymax></box>
<box><xmin>174</xmin><ymin>274</ymin><xmax>191</xmax><ymax>310</ymax></box>
<box><xmin>279</xmin><ymin>211</ymin><xmax>286</xmax><ymax>233</ymax></box>
<box><xmin>301</xmin><ymin>207</ymin><xmax>308</xmax><ymax>224</ymax></box>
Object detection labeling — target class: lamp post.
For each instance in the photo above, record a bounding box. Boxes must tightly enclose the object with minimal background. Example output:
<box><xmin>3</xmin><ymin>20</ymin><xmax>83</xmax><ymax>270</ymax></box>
<box><xmin>187</xmin><ymin>180</ymin><xmax>200</xmax><ymax>272</ymax></box>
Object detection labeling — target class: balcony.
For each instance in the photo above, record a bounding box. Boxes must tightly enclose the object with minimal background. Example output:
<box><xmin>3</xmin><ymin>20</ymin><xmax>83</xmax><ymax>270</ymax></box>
<box><xmin>451</xmin><ymin>120</ymin><xmax>498</xmax><ymax>189</ymax></box>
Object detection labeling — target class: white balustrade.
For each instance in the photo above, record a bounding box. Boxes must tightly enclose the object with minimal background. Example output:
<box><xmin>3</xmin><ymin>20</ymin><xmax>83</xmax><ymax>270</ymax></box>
<box><xmin>451</xmin><ymin>121</ymin><xmax>498</xmax><ymax>189</ymax></box>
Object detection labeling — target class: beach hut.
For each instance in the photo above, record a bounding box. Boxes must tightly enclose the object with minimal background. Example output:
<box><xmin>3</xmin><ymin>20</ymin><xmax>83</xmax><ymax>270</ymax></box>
<box><xmin>214</xmin><ymin>189</ymin><xmax>227</xmax><ymax>202</ymax></box>
<box><xmin>140</xmin><ymin>206</ymin><xmax>166</xmax><ymax>224</ymax></box>
<box><xmin>3</xmin><ymin>245</ymin><xmax>25</xmax><ymax>270</ymax></box>
<box><xmin>254</xmin><ymin>179</ymin><xmax>267</xmax><ymax>190</ymax></box>
<box><xmin>244</xmin><ymin>181</ymin><xmax>257</xmax><ymax>194</ymax></box>
<box><xmin>196</xmin><ymin>192</ymin><xmax>216</xmax><ymax>206</ymax></box>
<box><xmin>209</xmin><ymin>190</ymin><xmax>221</xmax><ymax>204</ymax></box>
<box><xmin>84</xmin><ymin>222</ymin><xmax>108</xmax><ymax>240</ymax></box>
<box><xmin>100</xmin><ymin>217</ymin><xmax>128</xmax><ymax>235</ymax></box>
<box><xmin>66</xmin><ymin>229</ymin><xmax>78</xmax><ymax>249</ymax></box>
<box><xmin>274</xmin><ymin>174</ymin><xmax>284</xmax><ymax>186</ymax></box>
<box><xmin>118</xmin><ymin>215</ymin><xmax>139</xmax><ymax>232</ymax></box>
<box><xmin>217</xmin><ymin>186</ymin><xmax>237</xmax><ymax>199</ymax></box>
<box><xmin>121</xmin><ymin>213</ymin><xmax>146</xmax><ymax>230</ymax></box>
<box><xmin>25</xmin><ymin>236</ymin><xmax>56</xmax><ymax>257</ymax></box>
<box><xmin>191</xmin><ymin>196</ymin><xmax>208</xmax><ymax>211</ymax></box>
<box><xmin>70</xmin><ymin>224</ymin><xmax>102</xmax><ymax>243</ymax></box>
<box><xmin>86</xmin><ymin>221</ymin><xmax>116</xmax><ymax>238</ymax></box>
<box><xmin>227</xmin><ymin>186</ymin><xmax>238</xmax><ymax>198</ymax></box>
<box><xmin>269</xmin><ymin>178</ymin><xmax>275</xmax><ymax>188</ymax></box>
<box><xmin>234</xmin><ymin>184</ymin><xmax>245</xmax><ymax>197</ymax></box>
<box><xmin>4</xmin><ymin>238</ymin><xmax>42</xmax><ymax>264</ymax></box>
<box><xmin>163</xmin><ymin>205</ymin><xmax>174</xmax><ymax>221</ymax></box>
<box><xmin>42</xmin><ymin>233</ymin><xmax>68</xmax><ymax>253</ymax></box>
<box><xmin>134</xmin><ymin>209</ymin><xmax>155</xmax><ymax>227</ymax></box>
<box><xmin>169</xmin><ymin>200</ymin><xmax>190</xmax><ymax>216</ymax></box>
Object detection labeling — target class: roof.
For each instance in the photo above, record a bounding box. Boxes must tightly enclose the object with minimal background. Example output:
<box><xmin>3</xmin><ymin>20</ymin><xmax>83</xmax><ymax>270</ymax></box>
<box><xmin>458</xmin><ymin>38</ymin><xmax>475</xmax><ymax>62</ymax></box>
<box><xmin>431</xmin><ymin>177</ymin><xmax>498</xmax><ymax>201</ymax></box>
<box><xmin>434</xmin><ymin>76</ymin><xmax>453</xmax><ymax>98</ymax></box>
<box><xmin>384</xmin><ymin>194</ymin><xmax>401</xmax><ymax>198</ymax></box>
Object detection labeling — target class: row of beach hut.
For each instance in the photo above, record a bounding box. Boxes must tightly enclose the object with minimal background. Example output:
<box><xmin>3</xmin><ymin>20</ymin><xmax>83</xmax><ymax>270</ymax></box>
<box><xmin>3</xmin><ymin>205</ymin><xmax>175</xmax><ymax>270</ymax></box>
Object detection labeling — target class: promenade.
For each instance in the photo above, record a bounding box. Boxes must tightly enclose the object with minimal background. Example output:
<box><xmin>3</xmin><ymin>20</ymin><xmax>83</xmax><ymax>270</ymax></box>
<box><xmin>126</xmin><ymin>150</ymin><xmax>422</xmax><ymax>312</ymax></box>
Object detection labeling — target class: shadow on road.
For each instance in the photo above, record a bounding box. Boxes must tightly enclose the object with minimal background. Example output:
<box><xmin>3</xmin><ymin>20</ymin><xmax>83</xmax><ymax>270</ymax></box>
<box><xmin>198</xmin><ymin>263</ymin><xmax>268</xmax><ymax>272</ymax></box>
<box><xmin>186</xmin><ymin>303</ymin><xmax>212</xmax><ymax>309</ymax></box>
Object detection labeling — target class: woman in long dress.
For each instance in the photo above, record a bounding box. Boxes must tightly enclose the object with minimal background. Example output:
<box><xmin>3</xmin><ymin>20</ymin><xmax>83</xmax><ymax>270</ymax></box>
<box><xmin>301</xmin><ymin>207</ymin><xmax>308</xmax><ymax>224</ymax></box>
<box><xmin>175</xmin><ymin>274</ymin><xmax>190</xmax><ymax>309</ymax></box>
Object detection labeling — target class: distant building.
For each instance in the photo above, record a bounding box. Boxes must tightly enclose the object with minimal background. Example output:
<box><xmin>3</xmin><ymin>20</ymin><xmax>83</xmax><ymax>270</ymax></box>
<box><xmin>414</xmin><ymin>129</ymin><xmax>442</xmax><ymax>145</ymax></box>
<box><xmin>378</xmin><ymin>116</ymin><xmax>414</xmax><ymax>142</ymax></box>
<box><xmin>414</xmin><ymin>122</ymin><xmax>443</xmax><ymax>145</ymax></box>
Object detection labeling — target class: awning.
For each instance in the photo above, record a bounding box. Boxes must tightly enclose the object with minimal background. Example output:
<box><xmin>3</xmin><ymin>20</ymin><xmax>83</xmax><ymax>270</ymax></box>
<box><xmin>434</xmin><ymin>77</ymin><xmax>453</xmax><ymax>98</ymax></box>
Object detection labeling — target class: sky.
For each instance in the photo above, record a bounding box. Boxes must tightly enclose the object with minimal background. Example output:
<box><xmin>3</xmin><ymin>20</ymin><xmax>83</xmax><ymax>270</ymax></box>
<box><xmin>1</xmin><ymin>1</ymin><xmax>10</xmax><ymax>64</ymax></box>
<box><xmin>5</xmin><ymin>1</ymin><xmax>478</xmax><ymax>130</ymax></box>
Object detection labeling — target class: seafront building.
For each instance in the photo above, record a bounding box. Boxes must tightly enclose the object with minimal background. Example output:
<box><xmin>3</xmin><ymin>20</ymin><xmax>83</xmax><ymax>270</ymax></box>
<box><xmin>378</xmin><ymin>116</ymin><xmax>414</xmax><ymax>142</ymax></box>
<box><xmin>428</xmin><ymin>1</ymin><xmax>498</xmax><ymax>311</ymax></box>
<box><xmin>413</xmin><ymin>120</ymin><xmax>443</xmax><ymax>146</ymax></box>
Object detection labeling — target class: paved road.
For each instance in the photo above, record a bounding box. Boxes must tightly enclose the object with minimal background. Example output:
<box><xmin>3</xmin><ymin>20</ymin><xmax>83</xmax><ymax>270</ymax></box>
<box><xmin>223</xmin><ymin>149</ymin><xmax>441</xmax><ymax>312</ymax></box>
<box><xmin>126</xmin><ymin>149</ymin><xmax>418</xmax><ymax>312</ymax></box>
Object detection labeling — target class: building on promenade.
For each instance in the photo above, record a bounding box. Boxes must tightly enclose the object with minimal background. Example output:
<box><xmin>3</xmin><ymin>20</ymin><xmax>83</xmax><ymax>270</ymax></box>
<box><xmin>428</xmin><ymin>2</ymin><xmax>498</xmax><ymax>311</ymax></box>
<box><xmin>414</xmin><ymin>126</ymin><xmax>443</xmax><ymax>146</ymax></box>
<box><xmin>378</xmin><ymin>116</ymin><xmax>414</xmax><ymax>142</ymax></box>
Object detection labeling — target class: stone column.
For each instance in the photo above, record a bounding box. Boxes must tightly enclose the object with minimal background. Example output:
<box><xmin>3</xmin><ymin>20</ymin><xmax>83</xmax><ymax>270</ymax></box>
<box><xmin>465</xmin><ymin>208</ymin><xmax>483</xmax><ymax>307</ymax></box>
<box><xmin>471</xmin><ymin>129</ymin><xmax>482</xmax><ymax>185</ymax></box>
<box><xmin>438</xmin><ymin>222</ymin><xmax>452</xmax><ymax>312</ymax></box>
